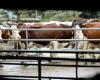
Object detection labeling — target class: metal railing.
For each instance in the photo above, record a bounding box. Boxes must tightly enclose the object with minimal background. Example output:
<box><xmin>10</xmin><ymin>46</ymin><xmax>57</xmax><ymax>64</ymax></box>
<box><xmin>0</xmin><ymin>27</ymin><xmax>100</xmax><ymax>80</ymax></box>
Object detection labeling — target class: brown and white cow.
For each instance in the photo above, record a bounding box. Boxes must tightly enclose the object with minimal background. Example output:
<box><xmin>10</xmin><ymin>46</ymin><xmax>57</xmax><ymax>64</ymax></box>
<box><xmin>0</xmin><ymin>22</ymin><xmax>74</xmax><ymax>57</ymax></box>
<box><xmin>72</xmin><ymin>19</ymin><xmax>100</xmax><ymax>64</ymax></box>
<box><xmin>0</xmin><ymin>25</ymin><xmax>21</xmax><ymax>56</ymax></box>
<box><xmin>16</xmin><ymin>22</ymin><xmax>74</xmax><ymax>57</ymax></box>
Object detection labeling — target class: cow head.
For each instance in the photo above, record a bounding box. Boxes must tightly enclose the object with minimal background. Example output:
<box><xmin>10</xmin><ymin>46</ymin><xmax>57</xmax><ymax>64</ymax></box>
<box><xmin>72</xmin><ymin>19</ymin><xmax>88</xmax><ymax>28</ymax></box>
<box><xmin>2</xmin><ymin>30</ymin><xmax>12</xmax><ymax>39</ymax></box>
<box><xmin>79</xmin><ymin>19</ymin><xmax>96</xmax><ymax>28</ymax></box>
<box><xmin>1</xmin><ymin>30</ymin><xmax>12</xmax><ymax>43</ymax></box>
<box><xmin>17</xmin><ymin>22</ymin><xmax>27</xmax><ymax>29</ymax></box>
<box><xmin>1</xmin><ymin>29</ymin><xmax>21</xmax><ymax>43</ymax></box>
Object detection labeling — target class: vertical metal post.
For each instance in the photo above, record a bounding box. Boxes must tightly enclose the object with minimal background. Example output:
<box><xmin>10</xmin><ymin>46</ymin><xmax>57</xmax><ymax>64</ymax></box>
<box><xmin>76</xmin><ymin>52</ymin><xmax>78</xmax><ymax>79</ymax></box>
<box><xmin>38</xmin><ymin>59</ymin><xmax>41</xmax><ymax>80</ymax></box>
<box><xmin>26</xmin><ymin>29</ymin><xmax>28</xmax><ymax>49</ymax></box>
<box><xmin>75</xmin><ymin>27</ymin><xmax>78</xmax><ymax>79</ymax></box>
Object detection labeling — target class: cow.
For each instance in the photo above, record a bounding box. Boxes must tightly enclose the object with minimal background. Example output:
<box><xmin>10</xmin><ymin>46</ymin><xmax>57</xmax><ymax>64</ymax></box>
<box><xmin>16</xmin><ymin>22</ymin><xmax>74</xmax><ymax>57</ymax></box>
<box><xmin>0</xmin><ymin>24</ymin><xmax>21</xmax><ymax>55</ymax></box>
<box><xmin>72</xmin><ymin>19</ymin><xmax>100</xmax><ymax>64</ymax></box>
<box><xmin>0</xmin><ymin>24</ymin><xmax>20</xmax><ymax>66</ymax></box>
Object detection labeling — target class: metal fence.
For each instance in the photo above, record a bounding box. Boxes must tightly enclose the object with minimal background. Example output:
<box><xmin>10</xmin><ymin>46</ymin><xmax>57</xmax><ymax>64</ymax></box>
<box><xmin>0</xmin><ymin>26</ymin><xmax>100</xmax><ymax>80</ymax></box>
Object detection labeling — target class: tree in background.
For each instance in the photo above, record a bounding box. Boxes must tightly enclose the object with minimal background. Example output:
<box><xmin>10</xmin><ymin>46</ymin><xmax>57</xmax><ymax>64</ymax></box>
<box><xmin>41</xmin><ymin>10</ymin><xmax>81</xmax><ymax>21</ymax></box>
<box><xmin>79</xmin><ymin>11</ymin><xmax>100</xmax><ymax>19</ymax></box>
<box><xmin>1</xmin><ymin>9</ymin><xmax>100</xmax><ymax>23</ymax></box>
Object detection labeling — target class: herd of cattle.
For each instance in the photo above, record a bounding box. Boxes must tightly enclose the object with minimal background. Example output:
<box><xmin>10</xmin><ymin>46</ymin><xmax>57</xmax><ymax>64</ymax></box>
<box><xmin>0</xmin><ymin>19</ymin><xmax>100</xmax><ymax>62</ymax></box>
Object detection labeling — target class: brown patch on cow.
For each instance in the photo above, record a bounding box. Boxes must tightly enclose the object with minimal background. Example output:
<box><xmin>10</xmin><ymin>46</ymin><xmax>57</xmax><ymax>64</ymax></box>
<box><xmin>18</xmin><ymin>23</ymin><xmax>74</xmax><ymax>46</ymax></box>
<box><xmin>1</xmin><ymin>30</ymin><xmax>12</xmax><ymax>43</ymax></box>
<box><xmin>81</xmin><ymin>22</ymin><xmax>100</xmax><ymax>44</ymax></box>
<box><xmin>32</xmin><ymin>23</ymin><xmax>43</xmax><ymax>28</ymax></box>
<box><xmin>17</xmin><ymin>22</ymin><xmax>27</xmax><ymax>29</ymax></box>
<box><xmin>1</xmin><ymin>30</ymin><xmax>12</xmax><ymax>39</ymax></box>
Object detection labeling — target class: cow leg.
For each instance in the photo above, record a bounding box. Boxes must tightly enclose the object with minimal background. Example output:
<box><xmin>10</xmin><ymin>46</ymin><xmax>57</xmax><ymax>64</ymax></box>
<box><xmin>50</xmin><ymin>41</ymin><xmax>59</xmax><ymax>58</ymax></box>
<box><xmin>25</xmin><ymin>41</ymin><xmax>28</xmax><ymax>49</ymax></box>
<box><xmin>75</xmin><ymin>39</ymin><xmax>88</xmax><ymax>65</ymax></box>
<box><xmin>77</xmin><ymin>41</ymin><xmax>84</xmax><ymax>59</ymax></box>
<box><xmin>84</xmin><ymin>41</ymin><xmax>88</xmax><ymax>65</ymax></box>
<box><xmin>14</xmin><ymin>41</ymin><xmax>19</xmax><ymax>56</ymax></box>
<box><xmin>14</xmin><ymin>42</ymin><xmax>17</xmax><ymax>49</ymax></box>
<box><xmin>18</xmin><ymin>41</ymin><xmax>22</xmax><ymax>56</ymax></box>
<box><xmin>14</xmin><ymin>41</ymin><xmax>22</xmax><ymax>56</ymax></box>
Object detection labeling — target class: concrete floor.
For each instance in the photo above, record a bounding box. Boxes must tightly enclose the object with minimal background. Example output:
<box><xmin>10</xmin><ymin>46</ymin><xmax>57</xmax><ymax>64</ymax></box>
<box><xmin>0</xmin><ymin>60</ymin><xmax>99</xmax><ymax>80</ymax></box>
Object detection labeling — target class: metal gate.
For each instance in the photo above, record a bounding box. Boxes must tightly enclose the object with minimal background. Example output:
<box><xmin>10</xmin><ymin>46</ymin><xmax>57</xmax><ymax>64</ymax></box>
<box><xmin>0</xmin><ymin>23</ymin><xmax>100</xmax><ymax>80</ymax></box>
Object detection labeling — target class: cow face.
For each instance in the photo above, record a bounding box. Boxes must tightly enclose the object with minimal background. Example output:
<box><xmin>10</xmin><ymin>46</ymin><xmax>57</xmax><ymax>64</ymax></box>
<box><xmin>72</xmin><ymin>19</ymin><xmax>88</xmax><ymax>28</ymax></box>
<box><xmin>1</xmin><ymin>30</ymin><xmax>21</xmax><ymax>43</ymax></box>
<box><xmin>17</xmin><ymin>23</ymin><xmax>27</xmax><ymax>29</ymax></box>
<box><xmin>1</xmin><ymin>30</ymin><xmax>12</xmax><ymax>43</ymax></box>
<box><xmin>10</xmin><ymin>30</ymin><xmax>21</xmax><ymax>39</ymax></box>
<box><xmin>1</xmin><ymin>30</ymin><xmax>12</xmax><ymax>39</ymax></box>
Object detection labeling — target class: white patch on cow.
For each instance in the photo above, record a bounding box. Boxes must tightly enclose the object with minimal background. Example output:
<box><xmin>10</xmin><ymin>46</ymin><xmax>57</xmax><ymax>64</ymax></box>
<box><xmin>74</xmin><ymin>25</ymin><xmax>85</xmax><ymax>49</ymax></box>
<box><xmin>28</xmin><ymin>42</ymin><xmax>34</xmax><ymax>49</ymax></box>
<box><xmin>42</xmin><ymin>21</ymin><xmax>72</xmax><ymax>26</ymax></box>
<box><xmin>42</xmin><ymin>22</ymin><xmax>52</xmax><ymax>25</ymax></box>
<box><xmin>0</xmin><ymin>25</ymin><xmax>9</xmax><ymax>41</ymax></box>
<box><xmin>61</xmin><ymin>22</ymin><xmax>72</xmax><ymax>26</ymax></box>
<box><xmin>50</xmin><ymin>41</ymin><xmax>59</xmax><ymax>57</ymax></box>
<box><xmin>7</xmin><ymin>25</ymin><xmax>21</xmax><ymax>50</ymax></box>
<box><xmin>24</xmin><ymin>23</ymin><xmax>35</xmax><ymax>25</ymax></box>
<box><xmin>48</xmin><ymin>21</ymin><xmax>60</xmax><ymax>26</ymax></box>
<box><xmin>0</xmin><ymin>30</ymin><xmax>2</xmax><ymax>40</ymax></box>
<box><xmin>10</xmin><ymin>25</ymin><xmax>21</xmax><ymax>39</ymax></box>
<box><xmin>49</xmin><ymin>21</ymin><xmax>72</xmax><ymax>26</ymax></box>
<box><xmin>59</xmin><ymin>42</ymin><xmax>69</xmax><ymax>48</ymax></box>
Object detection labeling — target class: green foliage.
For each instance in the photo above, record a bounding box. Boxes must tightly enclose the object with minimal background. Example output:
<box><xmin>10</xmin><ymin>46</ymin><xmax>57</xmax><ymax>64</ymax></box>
<box><xmin>0</xmin><ymin>9</ymin><xmax>100</xmax><ymax>22</ymax></box>
<box><xmin>79</xmin><ymin>11</ymin><xmax>100</xmax><ymax>19</ymax></box>
<box><xmin>42</xmin><ymin>10</ymin><xmax>81</xmax><ymax>21</ymax></box>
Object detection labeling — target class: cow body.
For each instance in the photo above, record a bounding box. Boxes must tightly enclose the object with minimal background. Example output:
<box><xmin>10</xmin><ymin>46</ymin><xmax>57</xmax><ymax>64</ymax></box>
<box><xmin>0</xmin><ymin>25</ymin><xmax>21</xmax><ymax>56</ymax></box>
<box><xmin>17</xmin><ymin>22</ymin><xmax>74</xmax><ymax>57</ymax></box>
<box><xmin>80</xmin><ymin>22</ymin><xmax>100</xmax><ymax>44</ymax></box>
<box><xmin>0</xmin><ymin>22</ymin><xmax>74</xmax><ymax>58</ymax></box>
<box><xmin>72</xmin><ymin>19</ymin><xmax>100</xmax><ymax>64</ymax></box>
<box><xmin>18</xmin><ymin>23</ymin><xmax>73</xmax><ymax>45</ymax></box>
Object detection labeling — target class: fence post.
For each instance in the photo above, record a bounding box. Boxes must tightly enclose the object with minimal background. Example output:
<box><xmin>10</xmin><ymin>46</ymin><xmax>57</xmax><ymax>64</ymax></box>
<box><xmin>38</xmin><ymin>59</ymin><xmax>41</xmax><ymax>80</ymax></box>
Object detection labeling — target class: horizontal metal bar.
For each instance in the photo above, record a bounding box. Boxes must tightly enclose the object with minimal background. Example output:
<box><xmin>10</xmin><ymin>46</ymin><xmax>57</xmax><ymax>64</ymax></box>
<box><xmin>1</xmin><ymin>28</ymin><xmax>100</xmax><ymax>30</ymax></box>
<box><xmin>2</xmin><ymin>39</ymin><xmax>100</xmax><ymax>41</ymax></box>
<box><xmin>0</xmin><ymin>56</ymin><xmax>76</xmax><ymax>60</ymax></box>
<box><xmin>0</xmin><ymin>75</ymin><xmax>37</xmax><ymax>78</ymax></box>
<box><xmin>0</xmin><ymin>75</ymin><xmax>80</xmax><ymax>79</ymax></box>
<box><xmin>0</xmin><ymin>62</ymin><xmax>100</xmax><ymax>67</ymax></box>
<box><xmin>0</xmin><ymin>55</ymin><xmax>100</xmax><ymax>62</ymax></box>
<box><xmin>0</xmin><ymin>49</ymin><xmax>100</xmax><ymax>53</ymax></box>
<box><xmin>0</xmin><ymin>75</ymin><xmax>96</xmax><ymax>80</ymax></box>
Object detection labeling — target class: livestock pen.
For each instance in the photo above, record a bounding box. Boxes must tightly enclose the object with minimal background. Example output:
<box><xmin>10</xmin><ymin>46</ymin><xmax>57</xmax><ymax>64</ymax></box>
<box><xmin>0</xmin><ymin>19</ymin><xmax>100</xmax><ymax>80</ymax></box>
